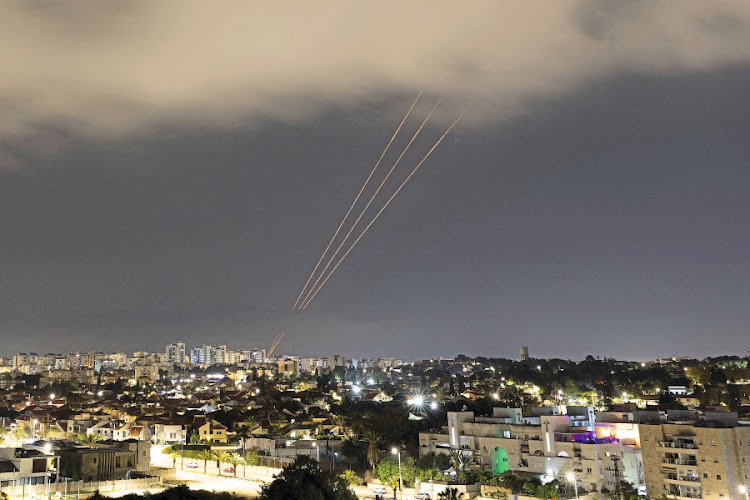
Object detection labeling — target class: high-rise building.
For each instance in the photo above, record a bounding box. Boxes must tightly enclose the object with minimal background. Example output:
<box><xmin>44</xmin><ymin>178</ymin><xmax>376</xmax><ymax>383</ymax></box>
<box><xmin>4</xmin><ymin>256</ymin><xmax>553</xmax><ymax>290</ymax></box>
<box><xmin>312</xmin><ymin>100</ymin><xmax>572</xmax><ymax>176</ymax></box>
<box><xmin>189</xmin><ymin>344</ymin><xmax>228</xmax><ymax>365</ymax></box>
<box><xmin>640</xmin><ymin>410</ymin><xmax>750</xmax><ymax>500</ymax></box>
<box><xmin>166</xmin><ymin>342</ymin><xmax>186</xmax><ymax>364</ymax></box>
<box><xmin>520</xmin><ymin>345</ymin><xmax>529</xmax><ymax>361</ymax></box>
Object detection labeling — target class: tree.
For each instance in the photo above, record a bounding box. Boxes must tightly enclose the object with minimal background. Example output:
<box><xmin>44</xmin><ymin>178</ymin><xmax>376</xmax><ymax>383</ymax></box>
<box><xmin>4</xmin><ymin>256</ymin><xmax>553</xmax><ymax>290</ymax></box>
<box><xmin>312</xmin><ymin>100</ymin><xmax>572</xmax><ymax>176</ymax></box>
<box><xmin>198</xmin><ymin>449</ymin><xmax>213</xmax><ymax>474</ymax></box>
<box><xmin>438</xmin><ymin>488</ymin><xmax>464</xmax><ymax>499</ymax></box>
<box><xmin>339</xmin><ymin>469</ymin><xmax>361</xmax><ymax>486</ymax></box>
<box><xmin>244</xmin><ymin>448</ymin><xmax>260</xmax><ymax>466</ymax></box>
<box><xmin>226</xmin><ymin>453</ymin><xmax>242</xmax><ymax>478</ymax></box>
<box><xmin>360</xmin><ymin>430</ymin><xmax>383</xmax><ymax>469</ymax></box>
<box><xmin>497</xmin><ymin>473</ymin><xmax>525</xmax><ymax>495</ymax></box>
<box><xmin>76</xmin><ymin>432</ymin><xmax>102</xmax><ymax>448</ymax></box>
<box><xmin>11</xmin><ymin>426</ymin><xmax>29</xmax><ymax>443</ymax></box>
<box><xmin>215</xmin><ymin>450</ymin><xmax>230</xmax><ymax>476</ymax></box>
<box><xmin>259</xmin><ymin>455</ymin><xmax>357</xmax><ymax>500</ymax></box>
<box><xmin>170</xmin><ymin>450</ymin><xmax>180</xmax><ymax>469</ymax></box>
<box><xmin>189</xmin><ymin>431</ymin><xmax>200</xmax><ymax>445</ymax></box>
<box><xmin>535</xmin><ymin>481</ymin><xmax>558</xmax><ymax>499</ymax></box>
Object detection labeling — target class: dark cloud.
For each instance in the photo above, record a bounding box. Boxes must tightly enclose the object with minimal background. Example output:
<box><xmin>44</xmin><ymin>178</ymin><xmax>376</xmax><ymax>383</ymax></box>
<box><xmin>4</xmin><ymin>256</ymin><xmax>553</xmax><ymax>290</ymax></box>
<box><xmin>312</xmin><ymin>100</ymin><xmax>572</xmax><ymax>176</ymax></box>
<box><xmin>0</xmin><ymin>3</ymin><xmax>748</xmax><ymax>360</ymax></box>
<box><xmin>1</xmin><ymin>1</ymin><xmax>750</xmax><ymax>151</ymax></box>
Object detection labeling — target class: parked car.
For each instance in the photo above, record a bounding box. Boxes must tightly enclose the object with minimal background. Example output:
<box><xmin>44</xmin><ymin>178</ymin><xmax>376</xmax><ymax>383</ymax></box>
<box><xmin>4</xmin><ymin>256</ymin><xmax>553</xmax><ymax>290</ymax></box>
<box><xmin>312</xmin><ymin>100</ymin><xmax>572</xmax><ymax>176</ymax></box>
<box><xmin>186</xmin><ymin>462</ymin><xmax>198</xmax><ymax>469</ymax></box>
<box><xmin>223</xmin><ymin>467</ymin><xmax>235</xmax><ymax>474</ymax></box>
<box><xmin>371</xmin><ymin>485</ymin><xmax>387</xmax><ymax>495</ymax></box>
<box><xmin>413</xmin><ymin>494</ymin><xmax>431</xmax><ymax>500</ymax></box>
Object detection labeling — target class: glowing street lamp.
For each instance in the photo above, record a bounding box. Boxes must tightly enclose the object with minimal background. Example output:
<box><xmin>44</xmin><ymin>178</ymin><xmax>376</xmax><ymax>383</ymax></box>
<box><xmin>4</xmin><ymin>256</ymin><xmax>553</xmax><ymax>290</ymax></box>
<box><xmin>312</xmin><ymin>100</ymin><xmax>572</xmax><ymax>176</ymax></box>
<box><xmin>391</xmin><ymin>448</ymin><xmax>403</xmax><ymax>500</ymax></box>
<box><xmin>430</xmin><ymin>401</ymin><xmax>438</xmax><ymax>411</ymax></box>
<box><xmin>566</xmin><ymin>472</ymin><xmax>579</xmax><ymax>499</ymax></box>
<box><xmin>739</xmin><ymin>485</ymin><xmax>748</xmax><ymax>500</ymax></box>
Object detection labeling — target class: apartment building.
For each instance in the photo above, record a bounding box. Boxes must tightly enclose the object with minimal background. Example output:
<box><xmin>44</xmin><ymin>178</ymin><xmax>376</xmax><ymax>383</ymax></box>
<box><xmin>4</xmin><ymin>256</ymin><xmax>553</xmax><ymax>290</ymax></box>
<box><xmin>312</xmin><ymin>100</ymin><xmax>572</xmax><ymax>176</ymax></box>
<box><xmin>640</xmin><ymin>410</ymin><xmax>750</xmax><ymax>500</ymax></box>
<box><xmin>165</xmin><ymin>342</ymin><xmax>186</xmax><ymax>364</ymax></box>
<box><xmin>420</xmin><ymin>406</ymin><xmax>644</xmax><ymax>494</ymax></box>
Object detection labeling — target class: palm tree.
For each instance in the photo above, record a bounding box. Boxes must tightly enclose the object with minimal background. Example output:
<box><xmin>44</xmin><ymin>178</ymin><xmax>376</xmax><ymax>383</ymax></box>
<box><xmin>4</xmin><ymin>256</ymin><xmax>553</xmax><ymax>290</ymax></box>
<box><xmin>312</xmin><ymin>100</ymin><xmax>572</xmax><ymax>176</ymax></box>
<box><xmin>448</xmin><ymin>449</ymin><xmax>471</xmax><ymax>472</ymax></box>
<box><xmin>360</xmin><ymin>429</ymin><xmax>383</xmax><ymax>469</ymax></box>
<box><xmin>340</xmin><ymin>469</ymin><xmax>361</xmax><ymax>486</ymax></box>
<box><xmin>214</xmin><ymin>450</ymin><xmax>230</xmax><ymax>476</ymax></box>
<box><xmin>226</xmin><ymin>453</ymin><xmax>242</xmax><ymax>478</ymax></box>
<box><xmin>197</xmin><ymin>449</ymin><xmax>213</xmax><ymax>474</ymax></box>
<box><xmin>76</xmin><ymin>432</ymin><xmax>102</xmax><ymax>448</ymax></box>
<box><xmin>438</xmin><ymin>487</ymin><xmax>464</xmax><ymax>499</ymax></box>
<box><xmin>169</xmin><ymin>450</ymin><xmax>180</xmax><ymax>469</ymax></box>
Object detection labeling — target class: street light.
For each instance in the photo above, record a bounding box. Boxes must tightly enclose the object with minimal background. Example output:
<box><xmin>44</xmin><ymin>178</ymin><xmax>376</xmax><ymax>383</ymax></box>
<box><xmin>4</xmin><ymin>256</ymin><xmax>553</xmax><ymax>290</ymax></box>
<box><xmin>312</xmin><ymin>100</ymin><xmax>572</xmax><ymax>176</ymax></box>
<box><xmin>312</xmin><ymin>442</ymin><xmax>319</xmax><ymax>461</ymax></box>
<box><xmin>566</xmin><ymin>472</ymin><xmax>579</xmax><ymax>499</ymax></box>
<box><xmin>391</xmin><ymin>448</ymin><xmax>402</xmax><ymax>500</ymax></box>
<box><xmin>739</xmin><ymin>485</ymin><xmax>748</xmax><ymax>500</ymax></box>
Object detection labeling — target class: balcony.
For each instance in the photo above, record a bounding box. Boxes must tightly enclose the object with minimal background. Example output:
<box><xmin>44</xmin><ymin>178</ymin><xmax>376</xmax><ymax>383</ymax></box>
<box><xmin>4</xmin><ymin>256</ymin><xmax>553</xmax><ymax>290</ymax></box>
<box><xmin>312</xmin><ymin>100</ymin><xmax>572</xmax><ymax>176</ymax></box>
<box><xmin>661</xmin><ymin>458</ymin><xmax>697</xmax><ymax>466</ymax></box>
<box><xmin>659</xmin><ymin>441</ymin><xmax>698</xmax><ymax>450</ymax></box>
<box><xmin>668</xmin><ymin>491</ymin><xmax>702</xmax><ymax>499</ymax></box>
<box><xmin>664</xmin><ymin>474</ymin><xmax>701</xmax><ymax>484</ymax></box>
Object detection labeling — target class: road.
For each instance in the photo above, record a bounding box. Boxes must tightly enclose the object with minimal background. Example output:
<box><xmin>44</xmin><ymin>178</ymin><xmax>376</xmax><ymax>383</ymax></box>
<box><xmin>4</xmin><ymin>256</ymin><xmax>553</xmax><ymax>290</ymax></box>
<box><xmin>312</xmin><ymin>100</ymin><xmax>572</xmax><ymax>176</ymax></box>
<box><xmin>148</xmin><ymin>445</ymin><xmax>427</xmax><ymax>499</ymax></box>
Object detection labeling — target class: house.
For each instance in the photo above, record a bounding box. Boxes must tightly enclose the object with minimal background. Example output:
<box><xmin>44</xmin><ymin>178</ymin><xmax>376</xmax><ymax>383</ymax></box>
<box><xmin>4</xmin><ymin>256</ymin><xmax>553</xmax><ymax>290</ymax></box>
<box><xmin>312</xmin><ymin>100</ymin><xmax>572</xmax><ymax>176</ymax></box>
<box><xmin>151</xmin><ymin>423</ymin><xmax>187</xmax><ymax>445</ymax></box>
<box><xmin>0</xmin><ymin>447</ymin><xmax>60</xmax><ymax>487</ymax></box>
<box><xmin>113</xmin><ymin>422</ymin><xmax>151</xmax><ymax>442</ymax></box>
<box><xmin>57</xmin><ymin>440</ymin><xmax>150</xmax><ymax>481</ymax></box>
<box><xmin>194</xmin><ymin>416</ymin><xmax>227</xmax><ymax>444</ymax></box>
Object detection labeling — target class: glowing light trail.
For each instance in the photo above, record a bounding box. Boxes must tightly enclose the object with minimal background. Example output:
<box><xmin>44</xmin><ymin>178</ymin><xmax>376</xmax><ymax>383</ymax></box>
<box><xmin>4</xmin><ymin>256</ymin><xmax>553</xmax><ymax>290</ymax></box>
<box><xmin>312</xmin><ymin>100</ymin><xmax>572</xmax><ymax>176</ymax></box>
<box><xmin>299</xmin><ymin>106</ymin><xmax>469</xmax><ymax>310</ymax></box>
<box><xmin>296</xmin><ymin>98</ymin><xmax>442</xmax><ymax>309</ymax></box>
<box><xmin>290</xmin><ymin>92</ymin><xmax>423</xmax><ymax>309</ymax></box>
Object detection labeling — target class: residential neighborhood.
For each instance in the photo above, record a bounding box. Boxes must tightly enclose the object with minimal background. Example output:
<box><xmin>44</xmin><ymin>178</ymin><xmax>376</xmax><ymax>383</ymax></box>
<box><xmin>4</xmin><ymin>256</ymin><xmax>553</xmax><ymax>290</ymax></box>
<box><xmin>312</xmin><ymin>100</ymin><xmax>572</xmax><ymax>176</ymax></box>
<box><xmin>1</xmin><ymin>345</ymin><xmax>749</xmax><ymax>498</ymax></box>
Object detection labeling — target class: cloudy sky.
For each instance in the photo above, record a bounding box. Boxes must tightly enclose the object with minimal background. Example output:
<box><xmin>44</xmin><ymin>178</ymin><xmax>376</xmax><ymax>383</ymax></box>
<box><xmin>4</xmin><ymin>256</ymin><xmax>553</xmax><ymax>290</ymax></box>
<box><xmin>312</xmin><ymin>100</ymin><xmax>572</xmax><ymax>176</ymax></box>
<box><xmin>1</xmin><ymin>1</ymin><xmax>749</xmax><ymax>360</ymax></box>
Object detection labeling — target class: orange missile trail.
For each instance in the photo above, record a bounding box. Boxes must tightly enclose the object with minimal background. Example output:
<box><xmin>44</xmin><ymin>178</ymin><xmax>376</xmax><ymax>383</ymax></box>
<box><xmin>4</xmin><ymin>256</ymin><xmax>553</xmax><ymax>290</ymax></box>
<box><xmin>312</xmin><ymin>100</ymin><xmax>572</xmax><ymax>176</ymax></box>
<box><xmin>267</xmin><ymin>316</ymin><xmax>297</xmax><ymax>357</ymax></box>
<box><xmin>267</xmin><ymin>331</ymin><xmax>285</xmax><ymax>357</ymax></box>
<box><xmin>296</xmin><ymin>98</ymin><xmax>442</xmax><ymax>310</ymax></box>
<box><xmin>300</xmin><ymin>106</ymin><xmax>469</xmax><ymax>310</ymax></box>
<box><xmin>290</xmin><ymin>92</ymin><xmax>423</xmax><ymax>310</ymax></box>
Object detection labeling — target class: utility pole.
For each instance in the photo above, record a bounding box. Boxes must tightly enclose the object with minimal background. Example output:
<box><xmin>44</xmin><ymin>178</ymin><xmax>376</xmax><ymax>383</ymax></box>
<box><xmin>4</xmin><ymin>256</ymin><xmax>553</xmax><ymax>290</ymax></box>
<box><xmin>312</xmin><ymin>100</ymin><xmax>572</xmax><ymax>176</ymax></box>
<box><xmin>605</xmin><ymin>452</ymin><xmax>623</xmax><ymax>500</ymax></box>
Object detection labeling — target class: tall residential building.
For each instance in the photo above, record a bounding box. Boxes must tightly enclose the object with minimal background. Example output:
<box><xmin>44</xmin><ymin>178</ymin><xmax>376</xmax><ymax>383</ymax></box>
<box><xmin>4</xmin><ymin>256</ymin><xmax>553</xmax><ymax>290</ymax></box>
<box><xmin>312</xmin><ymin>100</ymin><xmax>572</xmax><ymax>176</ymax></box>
<box><xmin>520</xmin><ymin>345</ymin><xmax>529</xmax><ymax>361</ymax></box>
<box><xmin>640</xmin><ymin>410</ymin><xmax>750</xmax><ymax>500</ymax></box>
<box><xmin>189</xmin><ymin>344</ymin><xmax>228</xmax><ymax>365</ymax></box>
<box><xmin>420</xmin><ymin>407</ymin><xmax>644</xmax><ymax>493</ymax></box>
<box><xmin>166</xmin><ymin>342</ymin><xmax>186</xmax><ymax>364</ymax></box>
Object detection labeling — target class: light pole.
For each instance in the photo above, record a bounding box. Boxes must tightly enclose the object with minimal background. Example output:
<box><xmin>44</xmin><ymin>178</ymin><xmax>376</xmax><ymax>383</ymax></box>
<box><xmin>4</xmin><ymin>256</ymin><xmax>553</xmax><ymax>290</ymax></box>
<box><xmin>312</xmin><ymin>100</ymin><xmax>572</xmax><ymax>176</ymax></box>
<box><xmin>391</xmin><ymin>448</ymin><xmax>402</xmax><ymax>500</ymax></box>
<box><xmin>64</xmin><ymin>477</ymin><xmax>69</xmax><ymax>500</ymax></box>
<box><xmin>566</xmin><ymin>472</ymin><xmax>579</xmax><ymax>499</ymax></box>
<box><xmin>739</xmin><ymin>485</ymin><xmax>748</xmax><ymax>500</ymax></box>
<box><xmin>33</xmin><ymin>419</ymin><xmax>39</xmax><ymax>440</ymax></box>
<box><xmin>312</xmin><ymin>442</ymin><xmax>319</xmax><ymax>462</ymax></box>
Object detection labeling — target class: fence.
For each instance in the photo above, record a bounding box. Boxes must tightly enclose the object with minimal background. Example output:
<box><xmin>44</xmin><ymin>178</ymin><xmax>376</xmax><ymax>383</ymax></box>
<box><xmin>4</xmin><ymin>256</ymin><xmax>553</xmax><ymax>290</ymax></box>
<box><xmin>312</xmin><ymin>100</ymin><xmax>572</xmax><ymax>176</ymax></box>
<box><xmin>1</xmin><ymin>477</ymin><xmax>163</xmax><ymax>500</ymax></box>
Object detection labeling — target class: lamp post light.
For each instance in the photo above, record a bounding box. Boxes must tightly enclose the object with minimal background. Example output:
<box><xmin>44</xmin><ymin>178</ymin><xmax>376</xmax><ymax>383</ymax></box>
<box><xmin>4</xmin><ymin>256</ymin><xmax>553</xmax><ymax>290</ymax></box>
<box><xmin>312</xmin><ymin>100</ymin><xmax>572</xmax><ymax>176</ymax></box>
<box><xmin>33</xmin><ymin>419</ymin><xmax>39</xmax><ymax>440</ymax></box>
<box><xmin>566</xmin><ymin>472</ymin><xmax>579</xmax><ymax>499</ymax></box>
<box><xmin>312</xmin><ymin>442</ymin><xmax>319</xmax><ymax>462</ymax></box>
<box><xmin>739</xmin><ymin>485</ymin><xmax>748</xmax><ymax>500</ymax></box>
<box><xmin>391</xmin><ymin>448</ymin><xmax>402</xmax><ymax>500</ymax></box>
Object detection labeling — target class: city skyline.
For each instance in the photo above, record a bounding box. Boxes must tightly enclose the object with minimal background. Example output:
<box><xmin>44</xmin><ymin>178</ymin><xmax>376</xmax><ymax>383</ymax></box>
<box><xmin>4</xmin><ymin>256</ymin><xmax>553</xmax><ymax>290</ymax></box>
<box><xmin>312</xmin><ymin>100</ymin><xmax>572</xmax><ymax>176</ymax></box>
<box><xmin>1</xmin><ymin>3</ymin><xmax>749</xmax><ymax>360</ymax></box>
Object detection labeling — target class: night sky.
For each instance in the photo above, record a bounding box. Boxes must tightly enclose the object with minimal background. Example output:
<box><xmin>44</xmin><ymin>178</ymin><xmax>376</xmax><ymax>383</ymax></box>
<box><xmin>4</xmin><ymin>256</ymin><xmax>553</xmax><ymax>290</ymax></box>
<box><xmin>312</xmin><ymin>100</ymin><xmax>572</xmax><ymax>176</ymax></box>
<box><xmin>1</xmin><ymin>2</ymin><xmax>749</xmax><ymax>360</ymax></box>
